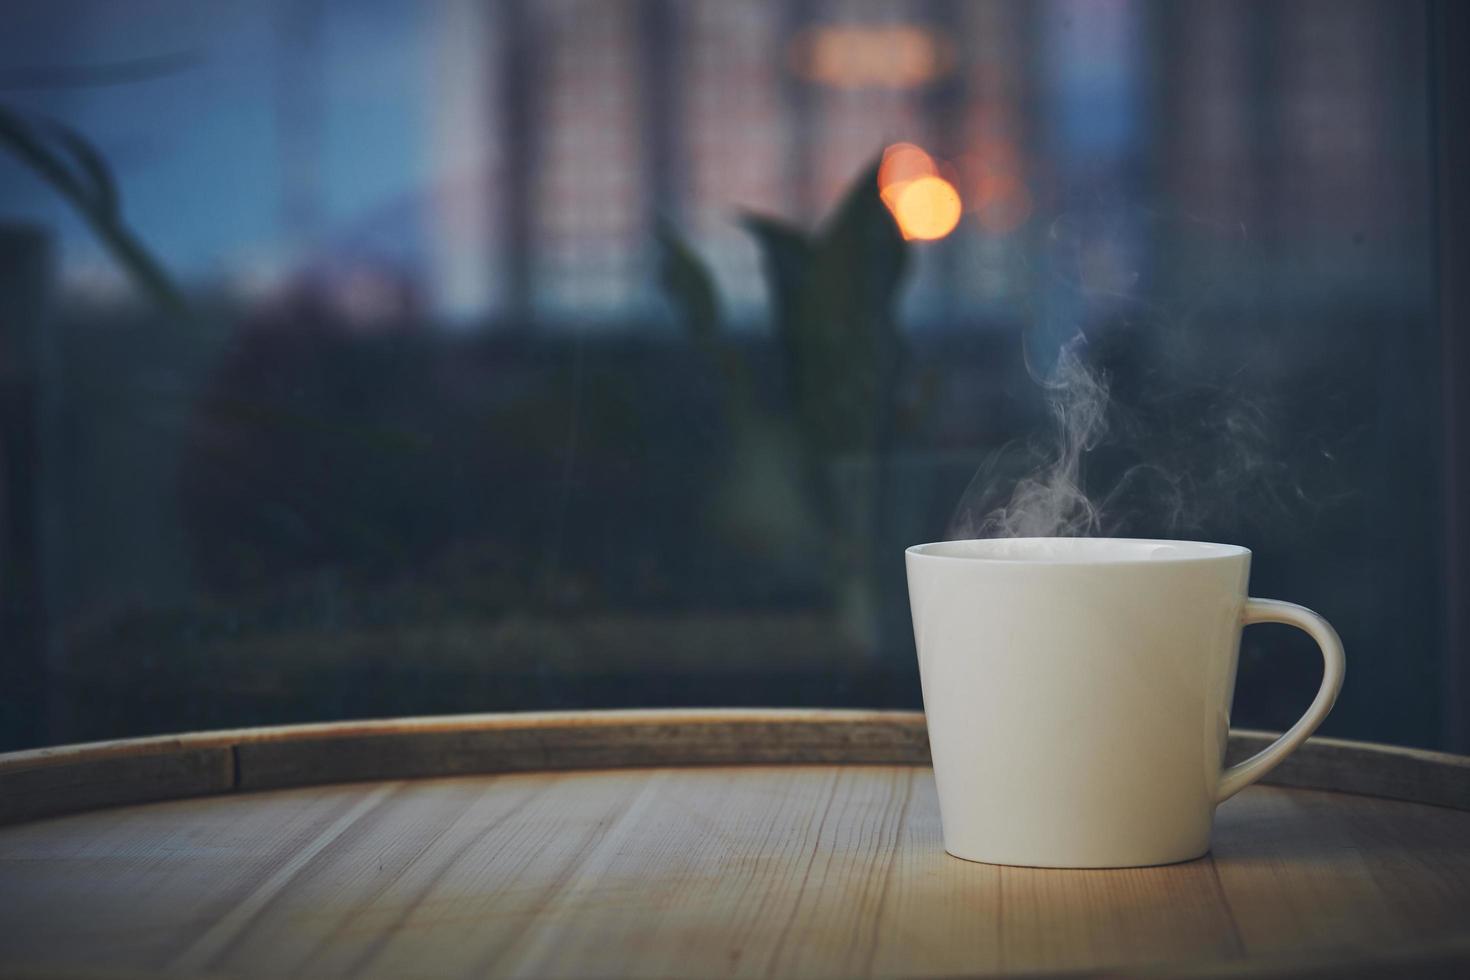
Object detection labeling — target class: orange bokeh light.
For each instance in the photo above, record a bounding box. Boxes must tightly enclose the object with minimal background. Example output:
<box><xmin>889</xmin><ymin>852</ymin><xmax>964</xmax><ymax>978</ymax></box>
<box><xmin>789</xmin><ymin>25</ymin><xmax>953</xmax><ymax>90</ymax></box>
<box><xmin>878</xmin><ymin>142</ymin><xmax>937</xmax><ymax>196</ymax></box>
<box><xmin>890</xmin><ymin>175</ymin><xmax>963</xmax><ymax>241</ymax></box>
<box><xmin>879</xmin><ymin>143</ymin><xmax>962</xmax><ymax>241</ymax></box>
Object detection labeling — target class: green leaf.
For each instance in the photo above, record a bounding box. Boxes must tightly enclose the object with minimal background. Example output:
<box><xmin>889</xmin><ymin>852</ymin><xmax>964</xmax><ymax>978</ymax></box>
<box><xmin>740</xmin><ymin>213</ymin><xmax>817</xmax><ymax>418</ymax></box>
<box><xmin>45</xmin><ymin>119</ymin><xmax>120</xmax><ymax>219</ymax></box>
<box><xmin>816</xmin><ymin>157</ymin><xmax>908</xmax><ymax>317</ymax></box>
<box><xmin>654</xmin><ymin>216</ymin><xmax>758</xmax><ymax>413</ymax></box>
<box><xmin>0</xmin><ymin>103</ymin><xmax>188</xmax><ymax>319</ymax></box>
<box><xmin>0</xmin><ymin>106</ymin><xmax>90</xmax><ymax>204</ymax></box>
<box><xmin>655</xmin><ymin>217</ymin><xmax>721</xmax><ymax>344</ymax></box>
<box><xmin>739</xmin><ymin>213</ymin><xmax>812</xmax><ymax>333</ymax></box>
<box><xmin>761</xmin><ymin>156</ymin><xmax>910</xmax><ymax>456</ymax></box>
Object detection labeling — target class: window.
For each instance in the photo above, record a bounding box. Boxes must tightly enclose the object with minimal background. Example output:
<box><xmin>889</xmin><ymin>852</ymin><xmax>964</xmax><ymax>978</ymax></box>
<box><xmin>0</xmin><ymin>0</ymin><xmax>1460</xmax><ymax>751</ymax></box>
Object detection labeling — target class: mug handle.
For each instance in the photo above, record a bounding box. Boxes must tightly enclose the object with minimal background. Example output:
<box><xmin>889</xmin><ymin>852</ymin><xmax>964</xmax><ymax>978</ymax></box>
<box><xmin>1216</xmin><ymin>598</ymin><xmax>1346</xmax><ymax>803</ymax></box>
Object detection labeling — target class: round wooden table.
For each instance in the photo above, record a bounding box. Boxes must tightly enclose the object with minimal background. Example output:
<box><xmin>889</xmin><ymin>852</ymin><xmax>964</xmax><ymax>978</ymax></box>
<box><xmin>2</xmin><ymin>710</ymin><xmax>1468</xmax><ymax>978</ymax></box>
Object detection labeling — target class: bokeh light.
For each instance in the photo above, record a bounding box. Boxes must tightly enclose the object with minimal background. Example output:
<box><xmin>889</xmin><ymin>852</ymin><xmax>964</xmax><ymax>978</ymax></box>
<box><xmin>878</xmin><ymin>142</ymin><xmax>938</xmax><ymax>196</ymax></box>
<box><xmin>890</xmin><ymin>176</ymin><xmax>963</xmax><ymax>241</ymax></box>
<box><xmin>879</xmin><ymin>143</ymin><xmax>962</xmax><ymax>241</ymax></box>
<box><xmin>788</xmin><ymin>25</ymin><xmax>952</xmax><ymax>90</ymax></box>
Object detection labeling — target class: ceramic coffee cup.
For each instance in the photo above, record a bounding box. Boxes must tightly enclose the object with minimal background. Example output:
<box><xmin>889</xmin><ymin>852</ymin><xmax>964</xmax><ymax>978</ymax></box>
<box><xmin>905</xmin><ymin>537</ymin><xmax>1344</xmax><ymax>868</ymax></box>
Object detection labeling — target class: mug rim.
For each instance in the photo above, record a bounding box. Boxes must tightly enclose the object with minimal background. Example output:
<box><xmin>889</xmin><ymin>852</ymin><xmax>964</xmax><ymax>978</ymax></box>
<box><xmin>906</xmin><ymin>537</ymin><xmax>1251</xmax><ymax>566</ymax></box>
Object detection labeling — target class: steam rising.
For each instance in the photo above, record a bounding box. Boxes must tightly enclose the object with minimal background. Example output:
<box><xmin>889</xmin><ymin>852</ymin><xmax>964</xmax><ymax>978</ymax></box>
<box><xmin>957</xmin><ymin>335</ymin><xmax>1110</xmax><ymax>538</ymax></box>
<box><xmin>946</xmin><ymin>208</ymin><xmax>1319</xmax><ymax>542</ymax></box>
<box><xmin>946</xmin><ymin>329</ymin><xmax>1304</xmax><ymax>541</ymax></box>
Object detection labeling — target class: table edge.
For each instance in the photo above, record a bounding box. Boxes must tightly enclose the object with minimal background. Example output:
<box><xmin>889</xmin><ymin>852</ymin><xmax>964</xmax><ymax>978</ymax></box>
<box><xmin>1</xmin><ymin>708</ymin><xmax>1466</xmax><ymax>826</ymax></box>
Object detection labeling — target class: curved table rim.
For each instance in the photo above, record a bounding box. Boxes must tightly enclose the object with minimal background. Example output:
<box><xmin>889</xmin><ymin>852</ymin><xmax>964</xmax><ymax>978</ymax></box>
<box><xmin>2</xmin><ymin>708</ymin><xmax>1467</xmax><ymax>827</ymax></box>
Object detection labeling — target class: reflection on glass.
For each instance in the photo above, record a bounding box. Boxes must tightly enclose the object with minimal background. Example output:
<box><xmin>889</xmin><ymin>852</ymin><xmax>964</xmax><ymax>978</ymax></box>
<box><xmin>0</xmin><ymin>0</ymin><xmax>1446</xmax><ymax>752</ymax></box>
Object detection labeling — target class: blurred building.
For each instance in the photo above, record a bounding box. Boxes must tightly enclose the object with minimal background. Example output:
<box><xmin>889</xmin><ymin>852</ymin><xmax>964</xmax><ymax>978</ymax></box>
<box><xmin>0</xmin><ymin>0</ymin><xmax>1426</xmax><ymax>331</ymax></box>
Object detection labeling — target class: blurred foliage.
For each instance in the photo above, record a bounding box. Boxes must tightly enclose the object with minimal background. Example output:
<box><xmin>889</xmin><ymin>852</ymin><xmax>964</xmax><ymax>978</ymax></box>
<box><xmin>658</xmin><ymin>159</ymin><xmax>913</xmax><ymax>641</ymax></box>
<box><xmin>742</xmin><ymin>163</ymin><xmax>909</xmax><ymax>462</ymax></box>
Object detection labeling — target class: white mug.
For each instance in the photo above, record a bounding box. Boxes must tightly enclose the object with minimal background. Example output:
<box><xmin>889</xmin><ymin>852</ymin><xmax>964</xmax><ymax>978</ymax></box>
<box><xmin>905</xmin><ymin>537</ymin><xmax>1345</xmax><ymax>868</ymax></box>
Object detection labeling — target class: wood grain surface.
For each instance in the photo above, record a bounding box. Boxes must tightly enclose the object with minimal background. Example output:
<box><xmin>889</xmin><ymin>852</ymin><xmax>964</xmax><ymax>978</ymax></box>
<box><xmin>3</xmin><ymin>712</ymin><xmax>1469</xmax><ymax>977</ymax></box>
<box><xmin>2</xmin><ymin>765</ymin><xmax>1469</xmax><ymax>979</ymax></box>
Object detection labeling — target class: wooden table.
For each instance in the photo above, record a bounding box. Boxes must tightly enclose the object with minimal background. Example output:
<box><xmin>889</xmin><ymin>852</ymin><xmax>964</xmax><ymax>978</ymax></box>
<box><xmin>2</xmin><ymin>710</ymin><xmax>1468</xmax><ymax>978</ymax></box>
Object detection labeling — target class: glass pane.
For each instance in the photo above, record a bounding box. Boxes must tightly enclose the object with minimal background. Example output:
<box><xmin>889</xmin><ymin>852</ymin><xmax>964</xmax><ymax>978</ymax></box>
<box><xmin>0</xmin><ymin>0</ymin><xmax>1446</xmax><ymax>750</ymax></box>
